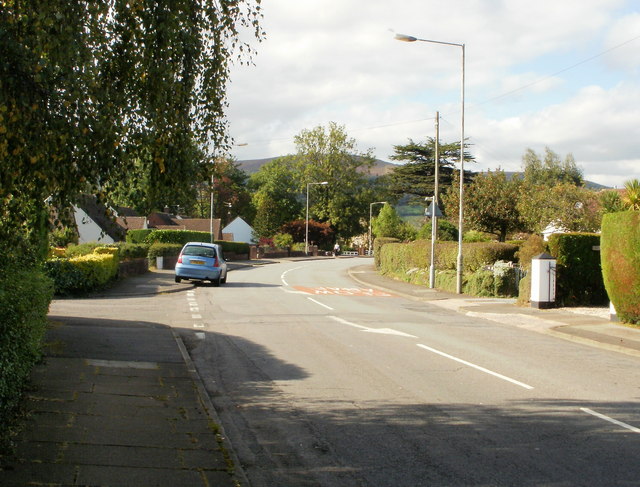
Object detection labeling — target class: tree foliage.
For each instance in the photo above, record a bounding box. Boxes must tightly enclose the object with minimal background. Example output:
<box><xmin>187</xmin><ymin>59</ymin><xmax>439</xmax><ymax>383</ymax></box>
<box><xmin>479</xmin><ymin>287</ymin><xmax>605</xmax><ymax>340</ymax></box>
<box><xmin>292</xmin><ymin>122</ymin><xmax>378</xmax><ymax>239</ymax></box>
<box><xmin>461</xmin><ymin>170</ymin><xmax>524</xmax><ymax>242</ymax></box>
<box><xmin>622</xmin><ymin>179</ymin><xmax>640</xmax><ymax>210</ymax></box>
<box><xmin>372</xmin><ymin>204</ymin><xmax>415</xmax><ymax>241</ymax></box>
<box><xmin>249</xmin><ymin>156</ymin><xmax>303</xmax><ymax>238</ymax></box>
<box><xmin>522</xmin><ymin>147</ymin><xmax>584</xmax><ymax>187</ymax></box>
<box><xmin>388</xmin><ymin>138</ymin><xmax>475</xmax><ymax>206</ymax></box>
<box><xmin>0</xmin><ymin>0</ymin><xmax>263</xmax><ymax>263</ymax></box>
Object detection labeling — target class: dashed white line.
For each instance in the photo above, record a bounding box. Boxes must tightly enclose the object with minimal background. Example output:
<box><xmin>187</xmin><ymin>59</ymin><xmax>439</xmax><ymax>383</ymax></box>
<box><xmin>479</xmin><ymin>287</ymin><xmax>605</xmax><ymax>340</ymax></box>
<box><xmin>581</xmin><ymin>408</ymin><xmax>640</xmax><ymax>433</ymax></box>
<box><xmin>328</xmin><ymin>316</ymin><xmax>417</xmax><ymax>338</ymax></box>
<box><xmin>417</xmin><ymin>343</ymin><xmax>534</xmax><ymax>390</ymax></box>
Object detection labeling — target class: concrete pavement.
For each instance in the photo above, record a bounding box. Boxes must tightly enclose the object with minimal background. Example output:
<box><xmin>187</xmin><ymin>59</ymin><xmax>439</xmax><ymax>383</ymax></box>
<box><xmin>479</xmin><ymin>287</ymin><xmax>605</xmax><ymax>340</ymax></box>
<box><xmin>2</xmin><ymin>258</ymin><xmax>640</xmax><ymax>486</ymax></box>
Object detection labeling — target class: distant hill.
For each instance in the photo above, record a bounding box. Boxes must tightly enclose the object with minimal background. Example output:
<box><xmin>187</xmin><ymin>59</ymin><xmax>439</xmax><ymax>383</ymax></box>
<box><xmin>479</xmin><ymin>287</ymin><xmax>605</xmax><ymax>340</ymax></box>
<box><xmin>237</xmin><ymin>157</ymin><xmax>397</xmax><ymax>177</ymax></box>
<box><xmin>237</xmin><ymin>159</ymin><xmax>608</xmax><ymax>189</ymax></box>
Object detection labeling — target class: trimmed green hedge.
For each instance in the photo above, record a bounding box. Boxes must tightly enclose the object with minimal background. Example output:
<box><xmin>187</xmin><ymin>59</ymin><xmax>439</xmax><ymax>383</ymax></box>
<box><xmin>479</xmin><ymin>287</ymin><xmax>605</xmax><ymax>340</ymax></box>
<box><xmin>547</xmin><ymin>232</ymin><xmax>607</xmax><ymax>306</ymax></box>
<box><xmin>601</xmin><ymin>212</ymin><xmax>640</xmax><ymax>323</ymax></box>
<box><xmin>0</xmin><ymin>267</ymin><xmax>53</xmax><ymax>441</ymax></box>
<box><xmin>126</xmin><ymin>229</ymin><xmax>153</xmax><ymax>244</ymax></box>
<box><xmin>144</xmin><ymin>229</ymin><xmax>211</xmax><ymax>245</ymax></box>
<box><xmin>44</xmin><ymin>251</ymin><xmax>120</xmax><ymax>296</ymax></box>
<box><xmin>377</xmin><ymin>239</ymin><xmax>518</xmax><ymax>278</ymax></box>
<box><xmin>147</xmin><ymin>242</ymin><xmax>183</xmax><ymax>259</ymax></box>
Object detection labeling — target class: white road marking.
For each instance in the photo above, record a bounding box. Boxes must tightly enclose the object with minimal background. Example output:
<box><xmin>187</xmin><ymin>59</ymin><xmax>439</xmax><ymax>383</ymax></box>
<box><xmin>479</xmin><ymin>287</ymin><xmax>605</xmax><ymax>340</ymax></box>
<box><xmin>308</xmin><ymin>297</ymin><xmax>334</xmax><ymax>310</ymax></box>
<box><xmin>581</xmin><ymin>408</ymin><xmax>640</xmax><ymax>433</ymax></box>
<box><xmin>417</xmin><ymin>343</ymin><xmax>534</xmax><ymax>390</ymax></box>
<box><xmin>280</xmin><ymin>266</ymin><xmax>304</xmax><ymax>286</ymax></box>
<box><xmin>365</xmin><ymin>328</ymin><xmax>417</xmax><ymax>338</ymax></box>
<box><xmin>192</xmin><ymin>314</ymin><xmax>202</xmax><ymax>320</ymax></box>
<box><xmin>194</xmin><ymin>323</ymin><xmax>205</xmax><ymax>328</ymax></box>
<box><xmin>195</xmin><ymin>332</ymin><xmax>206</xmax><ymax>339</ymax></box>
<box><xmin>328</xmin><ymin>316</ymin><xmax>417</xmax><ymax>338</ymax></box>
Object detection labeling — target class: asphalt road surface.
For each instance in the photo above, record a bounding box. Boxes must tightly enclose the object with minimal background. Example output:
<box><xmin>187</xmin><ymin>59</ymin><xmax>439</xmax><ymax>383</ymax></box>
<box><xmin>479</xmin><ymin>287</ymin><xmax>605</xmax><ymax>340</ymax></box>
<box><xmin>168</xmin><ymin>258</ymin><xmax>640</xmax><ymax>486</ymax></box>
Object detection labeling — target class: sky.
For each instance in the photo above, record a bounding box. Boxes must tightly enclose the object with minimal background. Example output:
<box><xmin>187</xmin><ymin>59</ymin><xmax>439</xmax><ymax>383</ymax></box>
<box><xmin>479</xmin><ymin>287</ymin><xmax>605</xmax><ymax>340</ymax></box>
<box><xmin>226</xmin><ymin>0</ymin><xmax>640</xmax><ymax>188</ymax></box>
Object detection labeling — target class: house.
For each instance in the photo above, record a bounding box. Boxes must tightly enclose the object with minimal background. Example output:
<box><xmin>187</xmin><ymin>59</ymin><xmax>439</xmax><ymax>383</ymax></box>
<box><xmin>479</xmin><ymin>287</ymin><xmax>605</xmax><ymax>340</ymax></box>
<box><xmin>73</xmin><ymin>195</ymin><xmax>223</xmax><ymax>243</ymax></box>
<box><xmin>222</xmin><ymin>216</ymin><xmax>256</xmax><ymax>243</ymax></box>
<box><xmin>541</xmin><ymin>221</ymin><xmax>568</xmax><ymax>241</ymax></box>
<box><xmin>73</xmin><ymin>195</ymin><xmax>125</xmax><ymax>244</ymax></box>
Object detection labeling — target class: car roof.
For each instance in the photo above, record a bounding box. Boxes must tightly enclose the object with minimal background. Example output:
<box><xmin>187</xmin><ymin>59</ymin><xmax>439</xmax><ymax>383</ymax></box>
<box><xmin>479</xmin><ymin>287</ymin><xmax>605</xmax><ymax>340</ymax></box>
<box><xmin>183</xmin><ymin>241</ymin><xmax>218</xmax><ymax>248</ymax></box>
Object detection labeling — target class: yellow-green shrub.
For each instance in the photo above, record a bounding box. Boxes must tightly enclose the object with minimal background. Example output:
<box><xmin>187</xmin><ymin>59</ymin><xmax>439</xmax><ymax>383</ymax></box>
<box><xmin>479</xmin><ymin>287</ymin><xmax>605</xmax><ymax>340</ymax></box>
<box><xmin>44</xmin><ymin>252</ymin><xmax>119</xmax><ymax>296</ymax></box>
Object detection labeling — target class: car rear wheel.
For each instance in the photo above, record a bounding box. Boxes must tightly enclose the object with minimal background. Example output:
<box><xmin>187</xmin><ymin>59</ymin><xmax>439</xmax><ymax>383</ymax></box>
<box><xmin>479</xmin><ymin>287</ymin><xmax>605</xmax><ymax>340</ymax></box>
<box><xmin>211</xmin><ymin>277</ymin><xmax>221</xmax><ymax>287</ymax></box>
<box><xmin>175</xmin><ymin>276</ymin><xmax>181</xmax><ymax>283</ymax></box>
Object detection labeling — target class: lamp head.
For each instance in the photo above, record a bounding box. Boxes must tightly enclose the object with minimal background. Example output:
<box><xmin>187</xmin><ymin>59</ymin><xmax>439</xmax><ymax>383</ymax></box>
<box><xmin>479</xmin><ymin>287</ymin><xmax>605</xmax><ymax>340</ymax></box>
<box><xmin>394</xmin><ymin>33</ymin><xmax>417</xmax><ymax>42</ymax></box>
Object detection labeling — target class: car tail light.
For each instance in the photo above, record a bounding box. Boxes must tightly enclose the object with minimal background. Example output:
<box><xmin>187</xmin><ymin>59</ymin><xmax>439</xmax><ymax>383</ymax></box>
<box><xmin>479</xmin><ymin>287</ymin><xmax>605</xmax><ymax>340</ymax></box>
<box><xmin>177</xmin><ymin>254</ymin><xmax>183</xmax><ymax>264</ymax></box>
<box><xmin>213</xmin><ymin>256</ymin><xmax>219</xmax><ymax>268</ymax></box>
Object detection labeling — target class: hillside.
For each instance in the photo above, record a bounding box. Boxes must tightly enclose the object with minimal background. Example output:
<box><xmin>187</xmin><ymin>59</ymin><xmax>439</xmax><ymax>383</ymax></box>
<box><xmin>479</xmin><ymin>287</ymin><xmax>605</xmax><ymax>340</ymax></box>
<box><xmin>237</xmin><ymin>159</ymin><xmax>609</xmax><ymax>190</ymax></box>
<box><xmin>237</xmin><ymin>157</ymin><xmax>397</xmax><ymax>177</ymax></box>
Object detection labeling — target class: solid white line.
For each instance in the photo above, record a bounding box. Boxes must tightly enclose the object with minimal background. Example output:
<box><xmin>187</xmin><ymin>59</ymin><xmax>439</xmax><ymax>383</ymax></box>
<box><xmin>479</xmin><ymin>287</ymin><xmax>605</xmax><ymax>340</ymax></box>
<box><xmin>581</xmin><ymin>408</ymin><xmax>640</xmax><ymax>433</ymax></box>
<box><xmin>416</xmin><ymin>343</ymin><xmax>534</xmax><ymax>390</ymax></box>
<box><xmin>192</xmin><ymin>314</ymin><xmax>202</xmax><ymax>319</ymax></box>
<box><xmin>308</xmin><ymin>297</ymin><xmax>334</xmax><ymax>310</ymax></box>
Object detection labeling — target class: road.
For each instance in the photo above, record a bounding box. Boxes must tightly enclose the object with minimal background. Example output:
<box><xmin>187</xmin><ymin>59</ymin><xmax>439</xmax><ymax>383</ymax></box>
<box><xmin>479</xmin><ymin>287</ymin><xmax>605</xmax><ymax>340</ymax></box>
<box><xmin>168</xmin><ymin>258</ymin><xmax>640</xmax><ymax>486</ymax></box>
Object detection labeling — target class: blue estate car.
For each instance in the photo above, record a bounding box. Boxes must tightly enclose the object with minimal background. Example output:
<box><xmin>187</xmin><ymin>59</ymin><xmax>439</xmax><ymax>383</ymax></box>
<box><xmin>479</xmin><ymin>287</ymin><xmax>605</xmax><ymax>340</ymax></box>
<box><xmin>174</xmin><ymin>242</ymin><xmax>228</xmax><ymax>286</ymax></box>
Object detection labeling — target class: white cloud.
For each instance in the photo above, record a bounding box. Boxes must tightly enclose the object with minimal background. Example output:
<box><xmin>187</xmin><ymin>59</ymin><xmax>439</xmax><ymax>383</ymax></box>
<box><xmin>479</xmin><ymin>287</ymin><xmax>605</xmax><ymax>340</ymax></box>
<box><xmin>227</xmin><ymin>0</ymin><xmax>640</xmax><ymax>188</ymax></box>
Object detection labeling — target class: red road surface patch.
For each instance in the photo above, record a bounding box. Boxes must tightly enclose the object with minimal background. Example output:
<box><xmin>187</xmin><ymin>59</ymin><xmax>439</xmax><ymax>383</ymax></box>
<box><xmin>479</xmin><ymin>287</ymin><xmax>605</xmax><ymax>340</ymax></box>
<box><xmin>294</xmin><ymin>286</ymin><xmax>394</xmax><ymax>297</ymax></box>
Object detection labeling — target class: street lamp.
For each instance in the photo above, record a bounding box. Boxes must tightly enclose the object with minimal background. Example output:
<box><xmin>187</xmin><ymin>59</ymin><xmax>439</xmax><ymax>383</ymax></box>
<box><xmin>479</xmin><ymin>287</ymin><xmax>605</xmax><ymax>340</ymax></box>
<box><xmin>305</xmin><ymin>181</ymin><xmax>328</xmax><ymax>255</ymax></box>
<box><xmin>395</xmin><ymin>33</ymin><xmax>466</xmax><ymax>294</ymax></box>
<box><xmin>369</xmin><ymin>201</ymin><xmax>387</xmax><ymax>256</ymax></box>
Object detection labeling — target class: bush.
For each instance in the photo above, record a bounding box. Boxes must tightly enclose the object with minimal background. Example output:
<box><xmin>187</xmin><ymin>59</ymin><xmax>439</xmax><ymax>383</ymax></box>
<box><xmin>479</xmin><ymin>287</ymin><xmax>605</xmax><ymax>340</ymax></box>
<box><xmin>514</xmin><ymin>234</ymin><xmax>546</xmax><ymax>270</ymax></box>
<box><xmin>463</xmin><ymin>230</ymin><xmax>492</xmax><ymax>243</ymax></box>
<box><xmin>126</xmin><ymin>229</ymin><xmax>153</xmax><ymax>244</ymax></box>
<box><xmin>273</xmin><ymin>233</ymin><xmax>294</xmax><ymax>249</ymax></box>
<box><xmin>113</xmin><ymin>242</ymin><xmax>149</xmax><ymax>260</ymax></box>
<box><xmin>44</xmin><ymin>251</ymin><xmax>119</xmax><ymax>296</ymax></box>
<box><xmin>144</xmin><ymin>229</ymin><xmax>210</xmax><ymax>245</ymax></box>
<box><xmin>65</xmin><ymin>242</ymin><xmax>103</xmax><ymax>258</ymax></box>
<box><xmin>416</xmin><ymin>220</ymin><xmax>459</xmax><ymax>242</ymax></box>
<box><xmin>0</xmin><ymin>267</ymin><xmax>53</xmax><ymax>444</ymax></box>
<box><xmin>373</xmin><ymin>237</ymin><xmax>400</xmax><ymax>269</ymax></box>
<box><xmin>601</xmin><ymin>212</ymin><xmax>640</xmax><ymax>323</ymax></box>
<box><xmin>147</xmin><ymin>242</ymin><xmax>183</xmax><ymax>260</ymax></box>
<box><xmin>435</xmin><ymin>241</ymin><xmax>518</xmax><ymax>273</ymax></box>
<box><xmin>547</xmin><ymin>232</ymin><xmax>608</xmax><ymax>307</ymax></box>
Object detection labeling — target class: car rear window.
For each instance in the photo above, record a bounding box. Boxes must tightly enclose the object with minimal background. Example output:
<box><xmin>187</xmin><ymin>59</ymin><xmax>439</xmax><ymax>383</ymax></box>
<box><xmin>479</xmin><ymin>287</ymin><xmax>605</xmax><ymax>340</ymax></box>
<box><xmin>183</xmin><ymin>245</ymin><xmax>216</xmax><ymax>258</ymax></box>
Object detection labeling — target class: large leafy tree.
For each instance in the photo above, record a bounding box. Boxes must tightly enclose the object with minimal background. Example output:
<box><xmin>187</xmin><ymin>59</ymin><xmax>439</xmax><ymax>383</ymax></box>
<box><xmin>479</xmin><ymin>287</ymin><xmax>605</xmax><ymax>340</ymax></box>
<box><xmin>292</xmin><ymin>122</ymin><xmax>377</xmax><ymax>239</ymax></box>
<box><xmin>388</xmin><ymin>138</ymin><xmax>475</xmax><ymax>206</ymax></box>
<box><xmin>517</xmin><ymin>183</ymin><xmax>601</xmax><ymax>234</ymax></box>
<box><xmin>249</xmin><ymin>156</ymin><xmax>303</xmax><ymax>238</ymax></box>
<box><xmin>460</xmin><ymin>170</ymin><xmax>524</xmax><ymax>242</ymax></box>
<box><xmin>1</xmin><ymin>0</ymin><xmax>263</xmax><ymax>262</ymax></box>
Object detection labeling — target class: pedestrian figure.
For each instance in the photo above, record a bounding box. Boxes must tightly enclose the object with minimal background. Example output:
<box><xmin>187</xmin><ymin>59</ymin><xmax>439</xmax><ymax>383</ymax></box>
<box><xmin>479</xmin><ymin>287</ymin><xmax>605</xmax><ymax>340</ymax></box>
<box><xmin>333</xmin><ymin>242</ymin><xmax>340</xmax><ymax>257</ymax></box>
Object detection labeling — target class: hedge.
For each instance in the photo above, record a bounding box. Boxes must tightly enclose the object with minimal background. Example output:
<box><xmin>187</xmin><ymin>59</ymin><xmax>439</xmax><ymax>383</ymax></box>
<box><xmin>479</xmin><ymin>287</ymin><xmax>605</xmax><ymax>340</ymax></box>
<box><xmin>377</xmin><ymin>239</ymin><xmax>518</xmax><ymax>277</ymax></box>
<box><xmin>144</xmin><ymin>229</ymin><xmax>211</xmax><ymax>245</ymax></box>
<box><xmin>44</xmin><ymin>251</ymin><xmax>120</xmax><ymax>296</ymax></box>
<box><xmin>601</xmin><ymin>212</ymin><xmax>640</xmax><ymax>323</ymax></box>
<box><xmin>147</xmin><ymin>242</ymin><xmax>183</xmax><ymax>259</ymax></box>
<box><xmin>547</xmin><ymin>232</ymin><xmax>608</xmax><ymax>307</ymax></box>
<box><xmin>0</xmin><ymin>267</ymin><xmax>53</xmax><ymax>443</ymax></box>
<box><xmin>126</xmin><ymin>229</ymin><xmax>153</xmax><ymax>244</ymax></box>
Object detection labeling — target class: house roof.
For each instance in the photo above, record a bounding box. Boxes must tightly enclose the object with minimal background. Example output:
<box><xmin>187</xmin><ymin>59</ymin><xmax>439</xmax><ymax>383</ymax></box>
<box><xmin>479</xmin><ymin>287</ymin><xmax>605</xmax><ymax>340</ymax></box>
<box><xmin>116</xmin><ymin>216</ymin><xmax>147</xmax><ymax>231</ymax></box>
<box><xmin>75</xmin><ymin>194</ymin><xmax>125</xmax><ymax>242</ymax></box>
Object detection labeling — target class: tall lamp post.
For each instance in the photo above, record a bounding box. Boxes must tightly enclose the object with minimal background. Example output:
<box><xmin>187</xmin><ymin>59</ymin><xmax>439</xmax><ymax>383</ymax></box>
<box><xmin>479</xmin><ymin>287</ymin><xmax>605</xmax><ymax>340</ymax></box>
<box><xmin>395</xmin><ymin>33</ymin><xmax>465</xmax><ymax>294</ymax></box>
<box><xmin>369</xmin><ymin>201</ymin><xmax>387</xmax><ymax>256</ymax></box>
<box><xmin>305</xmin><ymin>181</ymin><xmax>328</xmax><ymax>255</ymax></box>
